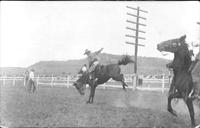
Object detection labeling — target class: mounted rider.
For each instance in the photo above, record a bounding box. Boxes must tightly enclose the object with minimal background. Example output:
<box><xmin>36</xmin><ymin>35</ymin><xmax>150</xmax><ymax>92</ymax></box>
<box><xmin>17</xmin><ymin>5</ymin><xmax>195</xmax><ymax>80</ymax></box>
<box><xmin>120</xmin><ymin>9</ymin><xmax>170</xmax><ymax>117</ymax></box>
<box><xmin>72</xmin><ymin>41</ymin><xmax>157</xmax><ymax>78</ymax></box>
<box><xmin>188</xmin><ymin>44</ymin><xmax>200</xmax><ymax>100</ymax></box>
<box><xmin>84</xmin><ymin>48</ymin><xmax>104</xmax><ymax>80</ymax></box>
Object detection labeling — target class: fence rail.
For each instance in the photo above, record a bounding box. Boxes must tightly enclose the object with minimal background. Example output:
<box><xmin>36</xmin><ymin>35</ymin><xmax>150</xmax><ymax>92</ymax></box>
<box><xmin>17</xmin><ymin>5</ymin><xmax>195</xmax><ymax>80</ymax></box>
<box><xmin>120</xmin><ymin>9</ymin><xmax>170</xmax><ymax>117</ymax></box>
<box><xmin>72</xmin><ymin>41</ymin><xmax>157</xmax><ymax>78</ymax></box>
<box><xmin>0</xmin><ymin>74</ymin><xmax>170</xmax><ymax>93</ymax></box>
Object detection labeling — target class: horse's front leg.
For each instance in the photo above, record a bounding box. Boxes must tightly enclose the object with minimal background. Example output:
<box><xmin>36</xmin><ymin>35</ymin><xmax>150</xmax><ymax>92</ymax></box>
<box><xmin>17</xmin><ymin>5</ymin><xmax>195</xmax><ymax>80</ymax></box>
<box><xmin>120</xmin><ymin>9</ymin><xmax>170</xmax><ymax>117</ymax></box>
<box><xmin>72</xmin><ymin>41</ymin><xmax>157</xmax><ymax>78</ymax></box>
<box><xmin>86</xmin><ymin>79</ymin><xmax>95</xmax><ymax>104</ymax></box>
<box><xmin>87</xmin><ymin>86</ymin><xmax>92</xmax><ymax>104</ymax></box>
<box><xmin>91</xmin><ymin>86</ymin><xmax>97</xmax><ymax>103</ymax></box>
<box><xmin>167</xmin><ymin>91</ymin><xmax>181</xmax><ymax>116</ymax></box>
<box><xmin>87</xmin><ymin>84</ymin><xmax>97</xmax><ymax>104</ymax></box>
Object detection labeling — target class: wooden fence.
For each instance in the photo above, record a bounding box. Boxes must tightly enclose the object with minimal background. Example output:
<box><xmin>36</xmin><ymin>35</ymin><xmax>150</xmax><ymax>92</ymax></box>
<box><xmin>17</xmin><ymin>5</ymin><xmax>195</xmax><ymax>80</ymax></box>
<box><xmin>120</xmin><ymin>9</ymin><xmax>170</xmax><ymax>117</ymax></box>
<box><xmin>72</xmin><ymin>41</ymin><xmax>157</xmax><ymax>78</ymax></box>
<box><xmin>0</xmin><ymin>74</ymin><xmax>170</xmax><ymax>93</ymax></box>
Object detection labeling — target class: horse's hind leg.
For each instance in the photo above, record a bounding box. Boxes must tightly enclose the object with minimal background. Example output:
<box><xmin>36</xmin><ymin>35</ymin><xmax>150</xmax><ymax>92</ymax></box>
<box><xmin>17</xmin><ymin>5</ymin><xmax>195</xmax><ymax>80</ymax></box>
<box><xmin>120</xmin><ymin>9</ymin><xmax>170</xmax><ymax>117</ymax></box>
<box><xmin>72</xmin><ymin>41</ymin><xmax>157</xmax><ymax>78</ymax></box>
<box><xmin>185</xmin><ymin>96</ymin><xmax>195</xmax><ymax>128</ymax></box>
<box><xmin>112</xmin><ymin>74</ymin><xmax>128</xmax><ymax>90</ymax></box>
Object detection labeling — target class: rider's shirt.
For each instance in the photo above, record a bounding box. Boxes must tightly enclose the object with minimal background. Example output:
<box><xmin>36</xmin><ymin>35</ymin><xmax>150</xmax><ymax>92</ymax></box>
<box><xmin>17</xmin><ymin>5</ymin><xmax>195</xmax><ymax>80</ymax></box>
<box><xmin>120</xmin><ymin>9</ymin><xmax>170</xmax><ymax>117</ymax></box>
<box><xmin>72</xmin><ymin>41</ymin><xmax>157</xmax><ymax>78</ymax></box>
<box><xmin>196</xmin><ymin>52</ymin><xmax>200</xmax><ymax>61</ymax></box>
<box><xmin>87</xmin><ymin>52</ymin><xmax>101</xmax><ymax>67</ymax></box>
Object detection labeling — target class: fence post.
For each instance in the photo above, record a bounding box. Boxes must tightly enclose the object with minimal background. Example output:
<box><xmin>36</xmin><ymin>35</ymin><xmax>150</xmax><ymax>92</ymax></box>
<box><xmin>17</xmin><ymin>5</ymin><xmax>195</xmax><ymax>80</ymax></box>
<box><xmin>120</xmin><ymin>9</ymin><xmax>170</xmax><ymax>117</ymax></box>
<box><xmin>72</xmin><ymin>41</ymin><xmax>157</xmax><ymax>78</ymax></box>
<box><xmin>148</xmin><ymin>83</ymin><xmax>150</xmax><ymax>89</ymax></box>
<box><xmin>37</xmin><ymin>75</ymin><xmax>39</xmax><ymax>87</ymax></box>
<box><xmin>103</xmin><ymin>83</ymin><xmax>106</xmax><ymax>89</ymax></box>
<box><xmin>24</xmin><ymin>77</ymin><xmax>26</xmax><ymax>86</ymax></box>
<box><xmin>13</xmin><ymin>77</ymin><xmax>15</xmax><ymax>86</ymax></box>
<box><xmin>162</xmin><ymin>73</ymin><xmax>165</xmax><ymax>94</ymax></box>
<box><xmin>67</xmin><ymin>75</ymin><xmax>70</xmax><ymax>88</ymax></box>
<box><xmin>3</xmin><ymin>76</ymin><xmax>6</xmax><ymax>86</ymax></box>
<box><xmin>132</xmin><ymin>74</ymin><xmax>136</xmax><ymax>91</ymax></box>
<box><xmin>51</xmin><ymin>74</ymin><xmax>54</xmax><ymax>87</ymax></box>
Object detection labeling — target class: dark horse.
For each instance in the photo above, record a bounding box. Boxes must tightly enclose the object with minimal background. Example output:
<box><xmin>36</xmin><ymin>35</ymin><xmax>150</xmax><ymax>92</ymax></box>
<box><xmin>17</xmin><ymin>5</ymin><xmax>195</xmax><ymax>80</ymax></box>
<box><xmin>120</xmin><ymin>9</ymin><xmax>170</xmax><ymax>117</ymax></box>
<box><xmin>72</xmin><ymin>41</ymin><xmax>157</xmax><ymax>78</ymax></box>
<box><xmin>73</xmin><ymin>55</ymin><xmax>134</xmax><ymax>104</ymax></box>
<box><xmin>157</xmin><ymin>35</ymin><xmax>196</xmax><ymax>128</ymax></box>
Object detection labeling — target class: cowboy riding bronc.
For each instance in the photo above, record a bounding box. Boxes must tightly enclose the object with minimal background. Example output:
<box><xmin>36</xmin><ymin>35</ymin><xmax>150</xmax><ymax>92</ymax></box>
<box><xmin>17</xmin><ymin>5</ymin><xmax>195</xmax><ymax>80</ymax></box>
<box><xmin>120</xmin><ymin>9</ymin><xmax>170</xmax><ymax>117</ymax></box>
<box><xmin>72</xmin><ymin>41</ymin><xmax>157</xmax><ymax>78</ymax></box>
<box><xmin>189</xmin><ymin>46</ymin><xmax>200</xmax><ymax>100</ymax></box>
<box><xmin>84</xmin><ymin>48</ymin><xmax>104</xmax><ymax>80</ymax></box>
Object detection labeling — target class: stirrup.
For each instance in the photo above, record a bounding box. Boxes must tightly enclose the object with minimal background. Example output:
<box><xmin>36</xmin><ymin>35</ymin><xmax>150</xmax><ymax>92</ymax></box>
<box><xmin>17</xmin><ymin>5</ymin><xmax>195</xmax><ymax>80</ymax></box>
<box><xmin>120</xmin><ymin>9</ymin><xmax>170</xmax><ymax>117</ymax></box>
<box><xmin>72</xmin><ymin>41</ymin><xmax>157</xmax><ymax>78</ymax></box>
<box><xmin>188</xmin><ymin>89</ymin><xmax>194</xmax><ymax>98</ymax></box>
<box><xmin>90</xmin><ymin>78</ymin><xmax>97</xmax><ymax>82</ymax></box>
<box><xmin>195</xmin><ymin>124</ymin><xmax>200</xmax><ymax>128</ymax></box>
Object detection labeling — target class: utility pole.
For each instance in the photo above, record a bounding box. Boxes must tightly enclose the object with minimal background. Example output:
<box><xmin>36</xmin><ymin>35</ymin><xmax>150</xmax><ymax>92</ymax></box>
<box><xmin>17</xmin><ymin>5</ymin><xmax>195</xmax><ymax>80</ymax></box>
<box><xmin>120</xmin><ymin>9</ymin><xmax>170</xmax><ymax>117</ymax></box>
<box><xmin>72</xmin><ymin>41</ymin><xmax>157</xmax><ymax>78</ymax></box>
<box><xmin>197</xmin><ymin>22</ymin><xmax>200</xmax><ymax>52</ymax></box>
<box><xmin>125</xmin><ymin>6</ymin><xmax>148</xmax><ymax>74</ymax></box>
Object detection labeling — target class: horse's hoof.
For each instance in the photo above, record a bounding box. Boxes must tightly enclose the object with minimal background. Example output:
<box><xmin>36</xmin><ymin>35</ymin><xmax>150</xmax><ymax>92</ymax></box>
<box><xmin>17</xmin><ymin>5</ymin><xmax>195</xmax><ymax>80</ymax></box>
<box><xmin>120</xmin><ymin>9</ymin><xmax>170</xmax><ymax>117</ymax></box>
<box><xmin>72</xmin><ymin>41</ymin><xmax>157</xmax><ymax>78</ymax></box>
<box><xmin>86</xmin><ymin>101</ymin><xmax>90</xmax><ymax>104</ymax></box>
<box><xmin>122</xmin><ymin>86</ymin><xmax>126</xmax><ymax>90</ymax></box>
<box><xmin>171</xmin><ymin>111</ymin><xmax>177</xmax><ymax>117</ymax></box>
<box><xmin>86</xmin><ymin>102</ymin><xmax>93</xmax><ymax>104</ymax></box>
<box><xmin>194</xmin><ymin>124</ymin><xmax>200</xmax><ymax>128</ymax></box>
<box><xmin>168</xmin><ymin>108</ymin><xmax>177</xmax><ymax>117</ymax></box>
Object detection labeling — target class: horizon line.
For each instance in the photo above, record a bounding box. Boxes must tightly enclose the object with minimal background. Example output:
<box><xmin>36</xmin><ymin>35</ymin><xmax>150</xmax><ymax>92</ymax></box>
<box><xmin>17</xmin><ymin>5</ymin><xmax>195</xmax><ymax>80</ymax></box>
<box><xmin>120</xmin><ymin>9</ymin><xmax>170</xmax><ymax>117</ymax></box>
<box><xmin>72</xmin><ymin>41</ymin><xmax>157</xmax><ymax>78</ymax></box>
<box><xmin>0</xmin><ymin>53</ymin><xmax>171</xmax><ymax>68</ymax></box>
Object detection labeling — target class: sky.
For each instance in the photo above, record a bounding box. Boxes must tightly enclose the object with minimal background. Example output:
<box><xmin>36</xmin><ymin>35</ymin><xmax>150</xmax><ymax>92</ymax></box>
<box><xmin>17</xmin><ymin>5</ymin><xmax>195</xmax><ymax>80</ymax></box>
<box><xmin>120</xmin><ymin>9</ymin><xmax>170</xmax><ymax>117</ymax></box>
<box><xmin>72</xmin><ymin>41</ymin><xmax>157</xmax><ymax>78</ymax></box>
<box><xmin>0</xmin><ymin>1</ymin><xmax>200</xmax><ymax>67</ymax></box>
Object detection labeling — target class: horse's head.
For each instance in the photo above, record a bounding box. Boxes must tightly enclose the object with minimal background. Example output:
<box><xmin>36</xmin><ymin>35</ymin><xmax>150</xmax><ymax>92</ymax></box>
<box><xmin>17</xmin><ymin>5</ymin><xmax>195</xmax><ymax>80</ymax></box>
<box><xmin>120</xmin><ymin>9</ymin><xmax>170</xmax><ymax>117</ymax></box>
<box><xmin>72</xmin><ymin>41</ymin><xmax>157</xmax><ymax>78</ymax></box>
<box><xmin>72</xmin><ymin>73</ymin><xmax>89</xmax><ymax>95</ymax></box>
<box><xmin>157</xmin><ymin>35</ymin><xmax>192</xmax><ymax>71</ymax></box>
<box><xmin>72</xmin><ymin>81</ymin><xmax>85</xmax><ymax>95</ymax></box>
<box><xmin>157</xmin><ymin>35</ymin><xmax>187</xmax><ymax>53</ymax></box>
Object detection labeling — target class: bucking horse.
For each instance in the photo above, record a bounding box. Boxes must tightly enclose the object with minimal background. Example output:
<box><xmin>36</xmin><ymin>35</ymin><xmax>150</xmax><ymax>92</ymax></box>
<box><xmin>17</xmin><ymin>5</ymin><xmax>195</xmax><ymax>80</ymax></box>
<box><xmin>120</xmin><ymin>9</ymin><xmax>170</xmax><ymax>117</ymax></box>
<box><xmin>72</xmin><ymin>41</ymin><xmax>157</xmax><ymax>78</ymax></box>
<box><xmin>73</xmin><ymin>55</ymin><xmax>134</xmax><ymax>104</ymax></box>
<box><xmin>157</xmin><ymin>35</ymin><xmax>200</xmax><ymax>128</ymax></box>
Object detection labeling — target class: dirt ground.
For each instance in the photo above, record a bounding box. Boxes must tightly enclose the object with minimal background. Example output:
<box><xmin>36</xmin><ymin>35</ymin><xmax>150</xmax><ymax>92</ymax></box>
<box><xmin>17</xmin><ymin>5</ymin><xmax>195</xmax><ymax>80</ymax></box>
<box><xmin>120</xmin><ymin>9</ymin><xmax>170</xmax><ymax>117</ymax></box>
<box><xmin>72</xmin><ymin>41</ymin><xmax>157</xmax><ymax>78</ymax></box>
<box><xmin>1</xmin><ymin>82</ymin><xmax>200</xmax><ymax>128</ymax></box>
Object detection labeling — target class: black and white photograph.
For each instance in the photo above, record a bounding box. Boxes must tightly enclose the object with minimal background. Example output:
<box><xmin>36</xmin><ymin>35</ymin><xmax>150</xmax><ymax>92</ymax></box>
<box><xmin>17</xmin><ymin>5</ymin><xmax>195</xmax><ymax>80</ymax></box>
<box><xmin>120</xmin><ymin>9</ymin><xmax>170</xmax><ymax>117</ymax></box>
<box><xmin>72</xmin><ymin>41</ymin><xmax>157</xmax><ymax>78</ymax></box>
<box><xmin>0</xmin><ymin>1</ymin><xmax>200</xmax><ymax>128</ymax></box>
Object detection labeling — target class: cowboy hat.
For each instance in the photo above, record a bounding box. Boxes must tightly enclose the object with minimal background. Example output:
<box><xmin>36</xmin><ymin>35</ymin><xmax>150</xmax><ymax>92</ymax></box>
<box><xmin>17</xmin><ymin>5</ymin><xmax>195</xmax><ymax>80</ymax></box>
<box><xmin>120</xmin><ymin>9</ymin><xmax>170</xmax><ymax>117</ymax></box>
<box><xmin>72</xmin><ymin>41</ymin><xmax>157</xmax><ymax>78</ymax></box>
<box><xmin>84</xmin><ymin>49</ymin><xmax>91</xmax><ymax>55</ymax></box>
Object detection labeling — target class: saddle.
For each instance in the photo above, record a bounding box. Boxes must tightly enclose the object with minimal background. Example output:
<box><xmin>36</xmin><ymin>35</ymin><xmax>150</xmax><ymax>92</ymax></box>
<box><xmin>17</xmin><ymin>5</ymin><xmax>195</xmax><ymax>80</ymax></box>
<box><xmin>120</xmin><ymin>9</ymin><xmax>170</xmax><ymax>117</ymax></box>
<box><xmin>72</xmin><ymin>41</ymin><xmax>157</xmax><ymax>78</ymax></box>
<box><xmin>89</xmin><ymin>64</ymin><xmax>104</xmax><ymax>80</ymax></box>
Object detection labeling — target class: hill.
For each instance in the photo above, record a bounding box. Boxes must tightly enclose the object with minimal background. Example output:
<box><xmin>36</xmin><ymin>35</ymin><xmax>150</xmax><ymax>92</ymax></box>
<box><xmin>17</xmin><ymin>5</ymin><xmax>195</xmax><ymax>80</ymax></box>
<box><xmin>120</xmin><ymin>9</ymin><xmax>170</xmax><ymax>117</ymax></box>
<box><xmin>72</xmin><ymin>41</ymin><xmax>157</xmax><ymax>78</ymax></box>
<box><xmin>0</xmin><ymin>67</ymin><xmax>26</xmax><ymax>76</ymax></box>
<box><xmin>28</xmin><ymin>53</ymin><xmax>170</xmax><ymax>76</ymax></box>
<box><xmin>0</xmin><ymin>53</ymin><xmax>171</xmax><ymax>76</ymax></box>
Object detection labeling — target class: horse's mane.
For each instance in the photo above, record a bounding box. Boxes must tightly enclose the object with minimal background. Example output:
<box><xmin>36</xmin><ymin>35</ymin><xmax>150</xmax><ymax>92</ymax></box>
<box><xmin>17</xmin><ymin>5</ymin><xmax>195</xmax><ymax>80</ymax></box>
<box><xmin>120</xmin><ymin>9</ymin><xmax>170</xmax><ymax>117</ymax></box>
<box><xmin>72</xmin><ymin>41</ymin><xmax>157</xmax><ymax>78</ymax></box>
<box><xmin>181</xmin><ymin>41</ymin><xmax>189</xmax><ymax>52</ymax></box>
<box><xmin>77</xmin><ymin>72</ymin><xmax>89</xmax><ymax>84</ymax></box>
<box><xmin>177</xmin><ymin>41</ymin><xmax>192</xmax><ymax>70</ymax></box>
<box><xmin>181</xmin><ymin>42</ymin><xmax>190</xmax><ymax>58</ymax></box>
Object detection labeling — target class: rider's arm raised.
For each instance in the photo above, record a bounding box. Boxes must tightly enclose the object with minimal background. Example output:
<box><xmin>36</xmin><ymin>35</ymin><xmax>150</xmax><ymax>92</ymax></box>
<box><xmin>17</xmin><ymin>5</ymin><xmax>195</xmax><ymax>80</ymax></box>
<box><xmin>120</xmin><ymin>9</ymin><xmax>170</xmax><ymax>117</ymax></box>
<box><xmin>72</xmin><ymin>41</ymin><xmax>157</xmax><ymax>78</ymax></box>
<box><xmin>95</xmin><ymin>48</ymin><xmax>104</xmax><ymax>55</ymax></box>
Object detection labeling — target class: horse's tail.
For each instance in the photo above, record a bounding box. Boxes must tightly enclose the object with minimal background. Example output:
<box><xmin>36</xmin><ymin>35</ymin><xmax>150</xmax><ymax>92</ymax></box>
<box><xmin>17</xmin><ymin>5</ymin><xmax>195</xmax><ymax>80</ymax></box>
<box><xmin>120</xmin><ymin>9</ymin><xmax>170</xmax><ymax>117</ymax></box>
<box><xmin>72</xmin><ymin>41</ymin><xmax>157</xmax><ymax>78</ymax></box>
<box><xmin>118</xmin><ymin>55</ymin><xmax>134</xmax><ymax>65</ymax></box>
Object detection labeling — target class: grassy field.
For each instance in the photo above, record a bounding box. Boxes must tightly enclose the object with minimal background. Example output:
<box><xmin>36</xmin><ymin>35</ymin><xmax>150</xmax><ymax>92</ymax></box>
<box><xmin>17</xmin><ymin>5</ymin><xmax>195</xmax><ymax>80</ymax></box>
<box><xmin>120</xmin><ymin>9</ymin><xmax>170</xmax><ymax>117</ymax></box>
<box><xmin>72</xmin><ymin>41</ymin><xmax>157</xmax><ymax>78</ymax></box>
<box><xmin>1</xmin><ymin>82</ymin><xmax>200</xmax><ymax>128</ymax></box>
